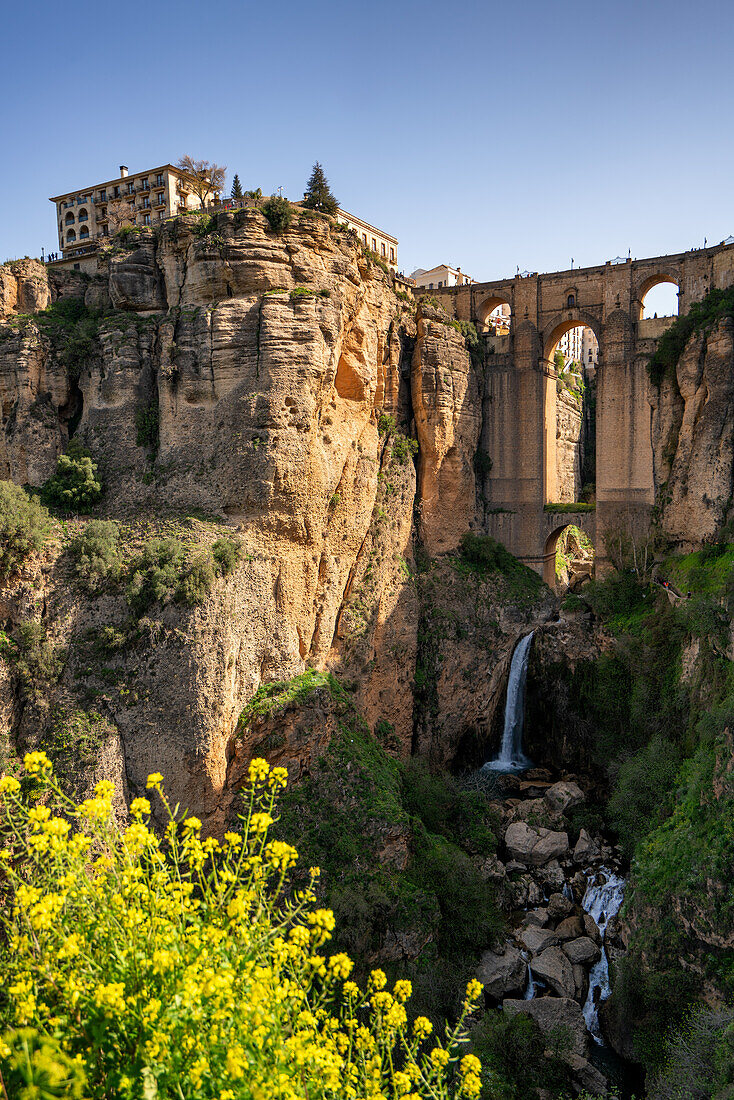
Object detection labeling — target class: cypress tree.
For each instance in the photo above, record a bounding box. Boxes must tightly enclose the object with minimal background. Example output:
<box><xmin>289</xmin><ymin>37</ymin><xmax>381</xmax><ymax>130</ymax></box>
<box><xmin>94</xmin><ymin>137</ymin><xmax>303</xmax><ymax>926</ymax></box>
<box><xmin>230</xmin><ymin>174</ymin><xmax>243</xmax><ymax>200</ymax></box>
<box><xmin>303</xmin><ymin>163</ymin><xmax>338</xmax><ymax>215</ymax></box>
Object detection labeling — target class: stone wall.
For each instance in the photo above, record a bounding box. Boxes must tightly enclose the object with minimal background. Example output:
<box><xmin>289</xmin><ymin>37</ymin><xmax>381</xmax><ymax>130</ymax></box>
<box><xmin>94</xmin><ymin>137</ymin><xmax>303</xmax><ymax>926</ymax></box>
<box><xmin>555</xmin><ymin>387</ymin><xmax>583</xmax><ymax>503</ymax></box>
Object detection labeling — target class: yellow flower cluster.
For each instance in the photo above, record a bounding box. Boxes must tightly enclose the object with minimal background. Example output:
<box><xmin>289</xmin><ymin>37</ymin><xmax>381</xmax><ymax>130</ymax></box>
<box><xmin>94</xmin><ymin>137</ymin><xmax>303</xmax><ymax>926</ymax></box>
<box><xmin>0</xmin><ymin>754</ymin><xmax>482</xmax><ymax>1099</ymax></box>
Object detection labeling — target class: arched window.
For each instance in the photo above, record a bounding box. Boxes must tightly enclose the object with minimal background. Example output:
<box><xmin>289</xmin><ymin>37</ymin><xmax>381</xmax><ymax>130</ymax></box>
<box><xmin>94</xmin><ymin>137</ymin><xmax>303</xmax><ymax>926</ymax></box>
<box><xmin>65</xmin><ymin>212</ymin><xmax>75</xmax><ymax>225</ymax></box>
<box><xmin>567</xmin><ymin>293</ymin><xmax>575</xmax><ymax>308</ymax></box>
<box><xmin>77</xmin><ymin>209</ymin><xmax>88</xmax><ymax>222</ymax></box>
<box><xmin>79</xmin><ymin>226</ymin><xmax>89</xmax><ymax>239</ymax></box>
<box><xmin>66</xmin><ymin>229</ymin><xmax>77</xmax><ymax>242</ymax></box>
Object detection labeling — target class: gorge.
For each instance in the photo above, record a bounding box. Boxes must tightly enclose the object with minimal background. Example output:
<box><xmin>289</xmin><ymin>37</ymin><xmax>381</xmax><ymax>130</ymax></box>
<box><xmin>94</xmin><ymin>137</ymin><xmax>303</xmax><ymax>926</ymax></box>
<box><xmin>0</xmin><ymin>207</ymin><xmax>733</xmax><ymax>1099</ymax></box>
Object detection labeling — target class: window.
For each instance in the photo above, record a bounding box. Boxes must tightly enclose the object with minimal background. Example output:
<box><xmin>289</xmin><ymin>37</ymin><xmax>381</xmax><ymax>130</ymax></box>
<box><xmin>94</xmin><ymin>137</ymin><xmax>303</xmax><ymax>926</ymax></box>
<box><xmin>79</xmin><ymin>226</ymin><xmax>89</xmax><ymax>239</ymax></box>
<box><xmin>78</xmin><ymin>209</ymin><xmax>88</xmax><ymax>221</ymax></box>
<box><xmin>141</xmin><ymin>177</ymin><xmax>149</xmax><ymax>189</ymax></box>
<box><xmin>567</xmin><ymin>293</ymin><xmax>575</xmax><ymax>307</ymax></box>
<box><xmin>127</xmin><ymin>182</ymin><xmax>135</xmax><ymax>194</ymax></box>
<box><xmin>390</xmin><ymin>248</ymin><xmax>395</xmax><ymax>262</ymax></box>
<box><xmin>156</xmin><ymin>174</ymin><xmax>164</xmax><ymax>187</ymax></box>
<box><xmin>113</xmin><ymin>186</ymin><xmax>120</xmax><ymax>198</ymax></box>
<box><xmin>66</xmin><ymin>229</ymin><xmax>76</xmax><ymax>242</ymax></box>
<box><xmin>142</xmin><ymin>197</ymin><xmax>150</xmax><ymax>209</ymax></box>
<box><xmin>371</xmin><ymin>237</ymin><xmax>377</xmax><ymax>251</ymax></box>
<box><xmin>74</xmin><ymin>263</ymin><xmax>80</xmax><ymax>271</ymax></box>
<box><xmin>99</xmin><ymin>189</ymin><xmax>106</xmax><ymax>202</ymax></box>
<box><xmin>428</xmin><ymin>283</ymin><xmax>433</xmax><ymax>290</ymax></box>
<box><xmin>102</xmin><ymin>226</ymin><xmax>109</xmax><ymax>237</ymax></box>
<box><xmin>362</xmin><ymin>233</ymin><xmax>367</xmax><ymax>244</ymax></box>
<box><xmin>438</xmin><ymin>281</ymin><xmax>443</xmax><ymax>288</ymax></box>
<box><xmin>381</xmin><ymin>243</ymin><xmax>386</xmax><ymax>257</ymax></box>
<box><xmin>143</xmin><ymin>213</ymin><xmax>151</xmax><ymax>226</ymax></box>
<box><xmin>65</xmin><ymin>212</ymin><xmax>75</xmax><ymax>224</ymax></box>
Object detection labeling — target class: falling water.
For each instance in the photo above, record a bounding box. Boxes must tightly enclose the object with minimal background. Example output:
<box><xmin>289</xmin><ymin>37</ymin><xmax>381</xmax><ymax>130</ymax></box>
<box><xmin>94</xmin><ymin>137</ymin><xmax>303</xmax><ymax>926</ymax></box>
<box><xmin>582</xmin><ymin>868</ymin><xmax>626</xmax><ymax>1044</ymax></box>
<box><xmin>484</xmin><ymin>632</ymin><xmax>535</xmax><ymax>773</ymax></box>
<box><xmin>523</xmin><ymin>963</ymin><xmax>542</xmax><ymax>1001</ymax></box>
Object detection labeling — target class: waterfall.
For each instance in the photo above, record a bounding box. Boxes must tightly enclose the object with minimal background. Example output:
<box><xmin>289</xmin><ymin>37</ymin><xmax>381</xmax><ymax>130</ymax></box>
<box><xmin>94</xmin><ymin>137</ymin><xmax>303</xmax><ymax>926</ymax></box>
<box><xmin>523</xmin><ymin>963</ymin><xmax>542</xmax><ymax>1001</ymax></box>
<box><xmin>484</xmin><ymin>631</ymin><xmax>534</xmax><ymax>773</ymax></box>
<box><xmin>581</xmin><ymin>868</ymin><xmax>626</xmax><ymax>1044</ymax></box>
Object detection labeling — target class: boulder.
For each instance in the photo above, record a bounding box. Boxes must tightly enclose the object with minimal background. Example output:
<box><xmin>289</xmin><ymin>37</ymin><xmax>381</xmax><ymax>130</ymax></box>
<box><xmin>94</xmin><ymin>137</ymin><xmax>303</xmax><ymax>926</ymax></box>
<box><xmin>502</xmin><ymin>996</ymin><xmax>589</xmax><ymax>1058</ymax></box>
<box><xmin>565</xmin><ymin>1054</ymin><xmax>608</xmax><ymax>1095</ymax></box>
<box><xmin>563</xmin><ymin>936</ymin><xmax>602</xmax><ymax>966</ymax></box>
<box><xmin>532</xmin><ymin>830</ymin><xmax>570</xmax><ymax>865</ymax></box>
<box><xmin>547</xmin><ymin>892</ymin><xmax>573</xmax><ymax>921</ymax></box>
<box><xmin>555</xmin><ymin>915</ymin><xmax>585</xmax><ymax>941</ymax></box>
<box><xmin>477</xmin><ymin>854</ymin><xmax>507</xmax><ymax>882</ymax></box>
<box><xmin>477</xmin><ymin>942</ymin><xmax>527</xmax><ymax>999</ymax></box>
<box><xmin>504</xmin><ymin>821</ymin><xmax>538</xmax><ymax>862</ymax></box>
<box><xmin>545</xmin><ymin>780</ymin><xmax>585</xmax><ymax>814</ymax></box>
<box><xmin>573</xmin><ymin>828</ymin><xmax>600</xmax><ymax>863</ymax></box>
<box><xmin>573</xmin><ymin>963</ymin><xmax>589</xmax><ymax>1003</ymax></box>
<box><xmin>536</xmin><ymin>858</ymin><xmax>567</xmax><ymax>891</ymax></box>
<box><xmin>509</xmin><ymin>874</ymin><xmax>544</xmax><ymax>909</ymax></box>
<box><xmin>531</xmin><ymin>946</ymin><xmax>576</xmax><ymax>998</ymax></box>
<box><xmin>583</xmin><ymin>912</ymin><xmax>602</xmax><ymax>945</ymax></box>
<box><xmin>521</xmin><ymin>907</ymin><xmax>550</xmax><ymax>928</ymax></box>
<box><xmin>519</xmin><ymin>925</ymin><xmax>559</xmax><ymax>955</ymax></box>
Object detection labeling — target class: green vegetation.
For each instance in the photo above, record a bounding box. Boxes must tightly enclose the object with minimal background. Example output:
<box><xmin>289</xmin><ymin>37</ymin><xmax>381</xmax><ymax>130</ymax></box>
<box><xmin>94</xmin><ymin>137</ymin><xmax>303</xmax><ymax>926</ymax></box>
<box><xmin>67</xmin><ymin>520</ymin><xmax>121</xmax><ymax>593</ymax></box>
<box><xmin>458</xmin><ymin>533</ymin><xmax>546</xmax><ymax>606</ymax></box>
<box><xmin>0</xmin><ymin>482</ymin><xmax>51</xmax><ymax>578</ymax></box>
<box><xmin>13</xmin><ymin>621</ymin><xmax>63</xmax><ymax>706</ymax></box>
<box><xmin>262</xmin><ymin>196</ymin><xmax>293</xmax><ymax>233</ymax></box>
<box><xmin>469</xmin><ymin>1012</ymin><xmax>575</xmax><ymax>1098</ymax></box>
<box><xmin>230</xmin><ymin>173</ymin><xmax>243</xmax><ymax>200</ymax></box>
<box><xmin>41</xmin><ymin>442</ymin><xmax>103</xmax><ymax>513</ymax></box>
<box><xmin>135</xmin><ymin>399</ymin><xmax>159</xmax><ymax>453</ymax></box>
<box><xmin>252</xmin><ymin>673</ymin><xmax>504</xmax><ymax>1021</ymax></box>
<box><xmin>289</xmin><ymin>286</ymin><xmax>331</xmax><ymax>300</ymax></box>
<box><xmin>543</xmin><ymin>502</ymin><xmax>596</xmax><ymax>513</ymax></box>
<box><xmin>649</xmin><ymin>1005</ymin><xmax>734</xmax><ymax>1099</ymax></box>
<box><xmin>302</xmin><ymin>162</ymin><xmax>339</xmax><ymax>215</ymax></box>
<box><xmin>126</xmin><ymin>533</ymin><xmax>243</xmax><ymax>615</ymax></box>
<box><xmin>648</xmin><ymin>283</ymin><xmax>734</xmax><ymax>386</ymax></box>
<box><xmin>376</xmin><ymin>412</ymin><xmax>419</xmax><ymax>465</ymax></box>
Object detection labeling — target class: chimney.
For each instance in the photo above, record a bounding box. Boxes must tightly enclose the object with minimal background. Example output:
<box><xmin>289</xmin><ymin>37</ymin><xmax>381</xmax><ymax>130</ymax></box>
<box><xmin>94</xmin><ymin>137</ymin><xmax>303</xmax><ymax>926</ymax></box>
<box><xmin>120</xmin><ymin>165</ymin><xmax>129</xmax><ymax>178</ymax></box>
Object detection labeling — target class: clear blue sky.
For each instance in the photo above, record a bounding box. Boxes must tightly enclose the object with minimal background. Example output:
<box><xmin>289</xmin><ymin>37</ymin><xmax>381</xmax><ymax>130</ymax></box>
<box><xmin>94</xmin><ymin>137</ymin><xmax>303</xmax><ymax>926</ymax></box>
<box><xmin>2</xmin><ymin>0</ymin><xmax>733</xmax><ymax>282</ymax></box>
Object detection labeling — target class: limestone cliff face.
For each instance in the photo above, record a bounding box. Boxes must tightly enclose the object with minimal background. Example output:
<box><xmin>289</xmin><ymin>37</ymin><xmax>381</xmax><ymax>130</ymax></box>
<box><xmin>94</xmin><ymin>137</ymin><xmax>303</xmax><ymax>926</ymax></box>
<box><xmin>0</xmin><ymin>214</ymin><xmax>533</xmax><ymax>825</ymax></box>
<box><xmin>651</xmin><ymin>317</ymin><xmax>734</xmax><ymax>547</ymax></box>
<box><xmin>555</xmin><ymin>388</ymin><xmax>583</xmax><ymax>504</ymax></box>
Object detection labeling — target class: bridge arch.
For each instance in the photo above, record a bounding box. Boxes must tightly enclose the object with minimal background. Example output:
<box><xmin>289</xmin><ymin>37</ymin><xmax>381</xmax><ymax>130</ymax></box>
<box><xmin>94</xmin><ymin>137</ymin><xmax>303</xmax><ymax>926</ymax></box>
<box><xmin>542</xmin><ymin>311</ymin><xmax>601</xmax><ymax>363</ymax></box>
<box><xmin>477</xmin><ymin>293</ymin><xmax>512</xmax><ymax>333</ymax></box>
<box><xmin>635</xmin><ymin>273</ymin><xmax>679</xmax><ymax>320</ymax></box>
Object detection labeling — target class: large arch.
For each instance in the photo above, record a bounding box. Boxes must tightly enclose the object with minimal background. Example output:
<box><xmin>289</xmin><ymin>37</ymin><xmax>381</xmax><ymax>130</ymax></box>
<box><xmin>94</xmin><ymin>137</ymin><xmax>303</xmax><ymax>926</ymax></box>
<box><xmin>542</xmin><ymin>311</ymin><xmax>602</xmax><ymax>363</ymax></box>
<box><xmin>635</xmin><ymin>273</ymin><xmax>679</xmax><ymax>320</ymax></box>
<box><xmin>477</xmin><ymin>293</ymin><xmax>512</xmax><ymax>333</ymax></box>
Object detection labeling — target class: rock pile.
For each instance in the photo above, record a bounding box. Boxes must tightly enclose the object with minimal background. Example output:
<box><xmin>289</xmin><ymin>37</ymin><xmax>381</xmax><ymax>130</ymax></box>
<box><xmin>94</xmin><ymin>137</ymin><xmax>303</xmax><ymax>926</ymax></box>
<box><xmin>476</xmin><ymin>776</ymin><xmax>623</xmax><ymax>1096</ymax></box>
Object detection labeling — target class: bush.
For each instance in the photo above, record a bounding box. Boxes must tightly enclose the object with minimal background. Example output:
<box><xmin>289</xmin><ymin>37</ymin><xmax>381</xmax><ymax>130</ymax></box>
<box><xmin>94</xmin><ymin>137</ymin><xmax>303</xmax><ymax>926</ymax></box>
<box><xmin>262</xmin><ymin>196</ymin><xmax>293</xmax><ymax>233</ymax></box>
<box><xmin>0</xmin><ymin>755</ymin><xmax>484</xmax><ymax>1100</ymax></box>
<box><xmin>67</xmin><ymin>520</ymin><xmax>121</xmax><ymax>593</ymax></box>
<box><xmin>608</xmin><ymin>736</ymin><xmax>681</xmax><ymax>856</ymax></box>
<box><xmin>391</xmin><ymin>433</ymin><xmax>418</xmax><ymax>465</ymax></box>
<box><xmin>650</xmin><ymin>1006</ymin><xmax>734</xmax><ymax>1100</ymax></box>
<box><xmin>648</xmin><ymin>284</ymin><xmax>734</xmax><ymax>386</ymax></box>
<box><xmin>177</xmin><ymin>550</ymin><xmax>215</xmax><ymax>607</ymax></box>
<box><xmin>41</xmin><ymin>445</ymin><xmax>102</xmax><ymax>513</ymax></box>
<box><xmin>0</xmin><ymin>1028</ymin><xmax>86</xmax><ymax>1099</ymax></box>
<box><xmin>212</xmin><ymin>535</ymin><xmax>243</xmax><ymax>576</ymax></box>
<box><xmin>0</xmin><ymin>482</ymin><xmax>51</xmax><ymax>578</ymax></box>
<box><xmin>126</xmin><ymin>537</ymin><xmax>187</xmax><ymax>614</ymax></box>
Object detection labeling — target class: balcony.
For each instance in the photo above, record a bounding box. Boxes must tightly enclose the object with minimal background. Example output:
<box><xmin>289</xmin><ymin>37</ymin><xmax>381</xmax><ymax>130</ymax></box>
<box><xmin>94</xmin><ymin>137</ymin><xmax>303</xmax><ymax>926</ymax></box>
<box><xmin>140</xmin><ymin>182</ymin><xmax>150</xmax><ymax>191</ymax></box>
<box><xmin>155</xmin><ymin>199</ymin><xmax>165</xmax><ymax>208</ymax></box>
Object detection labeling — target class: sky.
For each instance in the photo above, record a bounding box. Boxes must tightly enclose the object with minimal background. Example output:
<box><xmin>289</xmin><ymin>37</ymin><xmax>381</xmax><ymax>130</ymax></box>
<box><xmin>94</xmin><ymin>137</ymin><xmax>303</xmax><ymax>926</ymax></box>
<box><xmin>2</xmin><ymin>0</ymin><xmax>734</xmax><ymax>284</ymax></box>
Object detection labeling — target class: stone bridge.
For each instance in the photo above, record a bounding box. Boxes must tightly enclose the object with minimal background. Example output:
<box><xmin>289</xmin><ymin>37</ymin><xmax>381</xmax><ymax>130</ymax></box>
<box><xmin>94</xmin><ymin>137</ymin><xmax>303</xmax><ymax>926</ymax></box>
<box><xmin>421</xmin><ymin>242</ymin><xmax>734</xmax><ymax>579</ymax></box>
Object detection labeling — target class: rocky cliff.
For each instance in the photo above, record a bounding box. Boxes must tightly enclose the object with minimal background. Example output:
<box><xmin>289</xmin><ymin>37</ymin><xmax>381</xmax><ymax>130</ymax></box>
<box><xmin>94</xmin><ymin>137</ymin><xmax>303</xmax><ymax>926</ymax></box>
<box><xmin>0</xmin><ymin>215</ymin><xmax>555</xmax><ymax>828</ymax></box>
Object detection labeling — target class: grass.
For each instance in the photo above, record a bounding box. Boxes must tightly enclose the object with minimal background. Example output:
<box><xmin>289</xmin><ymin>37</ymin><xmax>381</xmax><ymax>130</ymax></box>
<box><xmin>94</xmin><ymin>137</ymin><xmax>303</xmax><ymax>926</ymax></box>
<box><xmin>543</xmin><ymin>502</ymin><xmax>596</xmax><ymax>513</ymax></box>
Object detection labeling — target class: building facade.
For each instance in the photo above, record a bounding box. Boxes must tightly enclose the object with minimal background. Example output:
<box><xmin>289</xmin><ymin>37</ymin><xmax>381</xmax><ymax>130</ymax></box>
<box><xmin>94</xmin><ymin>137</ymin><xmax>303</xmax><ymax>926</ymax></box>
<box><xmin>337</xmin><ymin>209</ymin><xmax>398</xmax><ymax>272</ymax></box>
<box><xmin>49</xmin><ymin>164</ymin><xmax>218</xmax><ymax>261</ymax></box>
<box><xmin>410</xmin><ymin>264</ymin><xmax>475</xmax><ymax>289</ymax></box>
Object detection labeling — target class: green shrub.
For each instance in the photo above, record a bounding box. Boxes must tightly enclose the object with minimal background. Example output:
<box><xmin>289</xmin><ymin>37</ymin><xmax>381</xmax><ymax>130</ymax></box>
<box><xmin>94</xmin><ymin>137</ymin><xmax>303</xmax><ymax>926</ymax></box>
<box><xmin>67</xmin><ymin>520</ymin><xmax>121</xmax><ymax>593</ymax></box>
<box><xmin>126</xmin><ymin>537</ymin><xmax>187</xmax><ymax>614</ymax></box>
<box><xmin>14</xmin><ymin>621</ymin><xmax>63</xmax><ymax>703</ymax></box>
<box><xmin>135</xmin><ymin>400</ymin><xmax>159</xmax><ymax>453</ymax></box>
<box><xmin>212</xmin><ymin>536</ymin><xmax>243</xmax><ymax>576</ymax></box>
<box><xmin>648</xmin><ymin>284</ymin><xmax>734</xmax><ymax>386</ymax></box>
<box><xmin>469</xmin><ymin>1011</ymin><xmax>574</xmax><ymax>1098</ymax></box>
<box><xmin>650</xmin><ymin>1005</ymin><xmax>734</xmax><ymax>1100</ymax></box>
<box><xmin>0</xmin><ymin>1028</ymin><xmax>86</xmax><ymax>1099</ymax></box>
<box><xmin>391</xmin><ymin>433</ymin><xmax>418</xmax><ymax>465</ymax></box>
<box><xmin>608</xmin><ymin>736</ymin><xmax>681</xmax><ymax>856</ymax></box>
<box><xmin>377</xmin><ymin>413</ymin><xmax>397</xmax><ymax>435</ymax></box>
<box><xmin>177</xmin><ymin>550</ymin><xmax>215</xmax><ymax>607</ymax></box>
<box><xmin>0</xmin><ymin>482</ymin><xmax>51</xmax><ymax>578</ymax></box>
<box><xmin>41</xmin><ymin>445</ymin><xmax>102</xmax><ymax>513</ymax></box>
<box><xmin>262</xmin><ymin>196</ymin><xmax>293</xmax><ymax>233</ymax></box>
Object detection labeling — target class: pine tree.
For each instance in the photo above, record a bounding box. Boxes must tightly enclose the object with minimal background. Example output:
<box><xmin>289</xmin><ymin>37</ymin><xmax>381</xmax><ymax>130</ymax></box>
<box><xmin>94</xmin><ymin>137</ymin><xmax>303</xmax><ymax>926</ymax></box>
<box><xmin>230</xmin><ymin>174</ymin><xmax>243</xmax><ymax>201</ymax></box>
<box><xmin>303</xmin><ymin>163</ymin><xmax>338</xmax><ymax>215</ymax></box>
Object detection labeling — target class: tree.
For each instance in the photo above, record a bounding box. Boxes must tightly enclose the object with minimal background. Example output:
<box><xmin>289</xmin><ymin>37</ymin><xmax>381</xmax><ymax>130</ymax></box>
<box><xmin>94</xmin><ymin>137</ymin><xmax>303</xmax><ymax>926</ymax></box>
<box><xmin>230</xmin><ymin>173</ymin><xmax>243</xmax><ymax>201</ymax></box>
<box><xmin>262</xmin><ymin>196</ymin><xmax>292</xmax><ymax>233</ymax></box>
<box><xmin>176</xmin><ymin>156</ymin><xmax>227</xmax><ymax>209</ymax></box>
<box><xmin>303</xmin><ymin>163</ymin><xmax>339</xmax><ymax>215</ymax></box>
<box><xmin>105</xmin><ymin>197</ymin><xmax>137</xmax><ymax>235</ymax></box>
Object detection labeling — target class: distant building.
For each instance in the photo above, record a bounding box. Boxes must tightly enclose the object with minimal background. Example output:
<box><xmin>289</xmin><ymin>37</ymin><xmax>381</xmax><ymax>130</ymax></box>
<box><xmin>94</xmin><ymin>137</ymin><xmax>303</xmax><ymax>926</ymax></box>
<box><xmin>557</xmin><ymin>326</ymin><xmax>598</xmax><ymax>372</ymax></box>
<box><xmin>410</xmin><ymin>264</ymin><xmax>475</xmax><ymax>289</ymax></box>
<box><xmin>49</xmin><ymin>164</ymin><xmax>220</xmax><ymax>262</ymax></box>
<box><xmin>337</xmin><ymin>209</ymin><xmax>398</xmax><ymax>272</ymax></box>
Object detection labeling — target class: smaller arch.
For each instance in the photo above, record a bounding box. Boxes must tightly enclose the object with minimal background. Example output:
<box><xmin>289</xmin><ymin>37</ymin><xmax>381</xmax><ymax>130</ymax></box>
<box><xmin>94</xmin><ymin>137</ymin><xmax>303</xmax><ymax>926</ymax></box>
<box><xmin>542</xmin><ymin>311</ymin><xmax>601</xmax><ymax>363</ymax></box>
<box><xmin>543</xmin><ymin>522</ymin><xmax>595</xmax><ymax>588</ymax></box>
<box><xmin>65</xmin><ymin>211</ymin><xmax>75</xmax><ymax>225</ymax></box>
<box><xmin>77</xmin><ymin>208</ymin><xmax>88</xmax><ymax>222</ymax></box>
<box><xmin>79</xmin><ymin>226</ymin><xmax>89</xmax><ymax>239</ymax></box>
<box><xmin>66</xmin><ymin>229</ymin><xmax>76</xmax><ymax>243</ymax></box>
<box><xmin>477</xmin><ymin>293</ymin><xmax>512</xmax><ymax>333</ymax></box>
<box><xmin>636</xmin><ymin>273</ymin><xmax>679</xmax><ymax>320</ymax></box>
